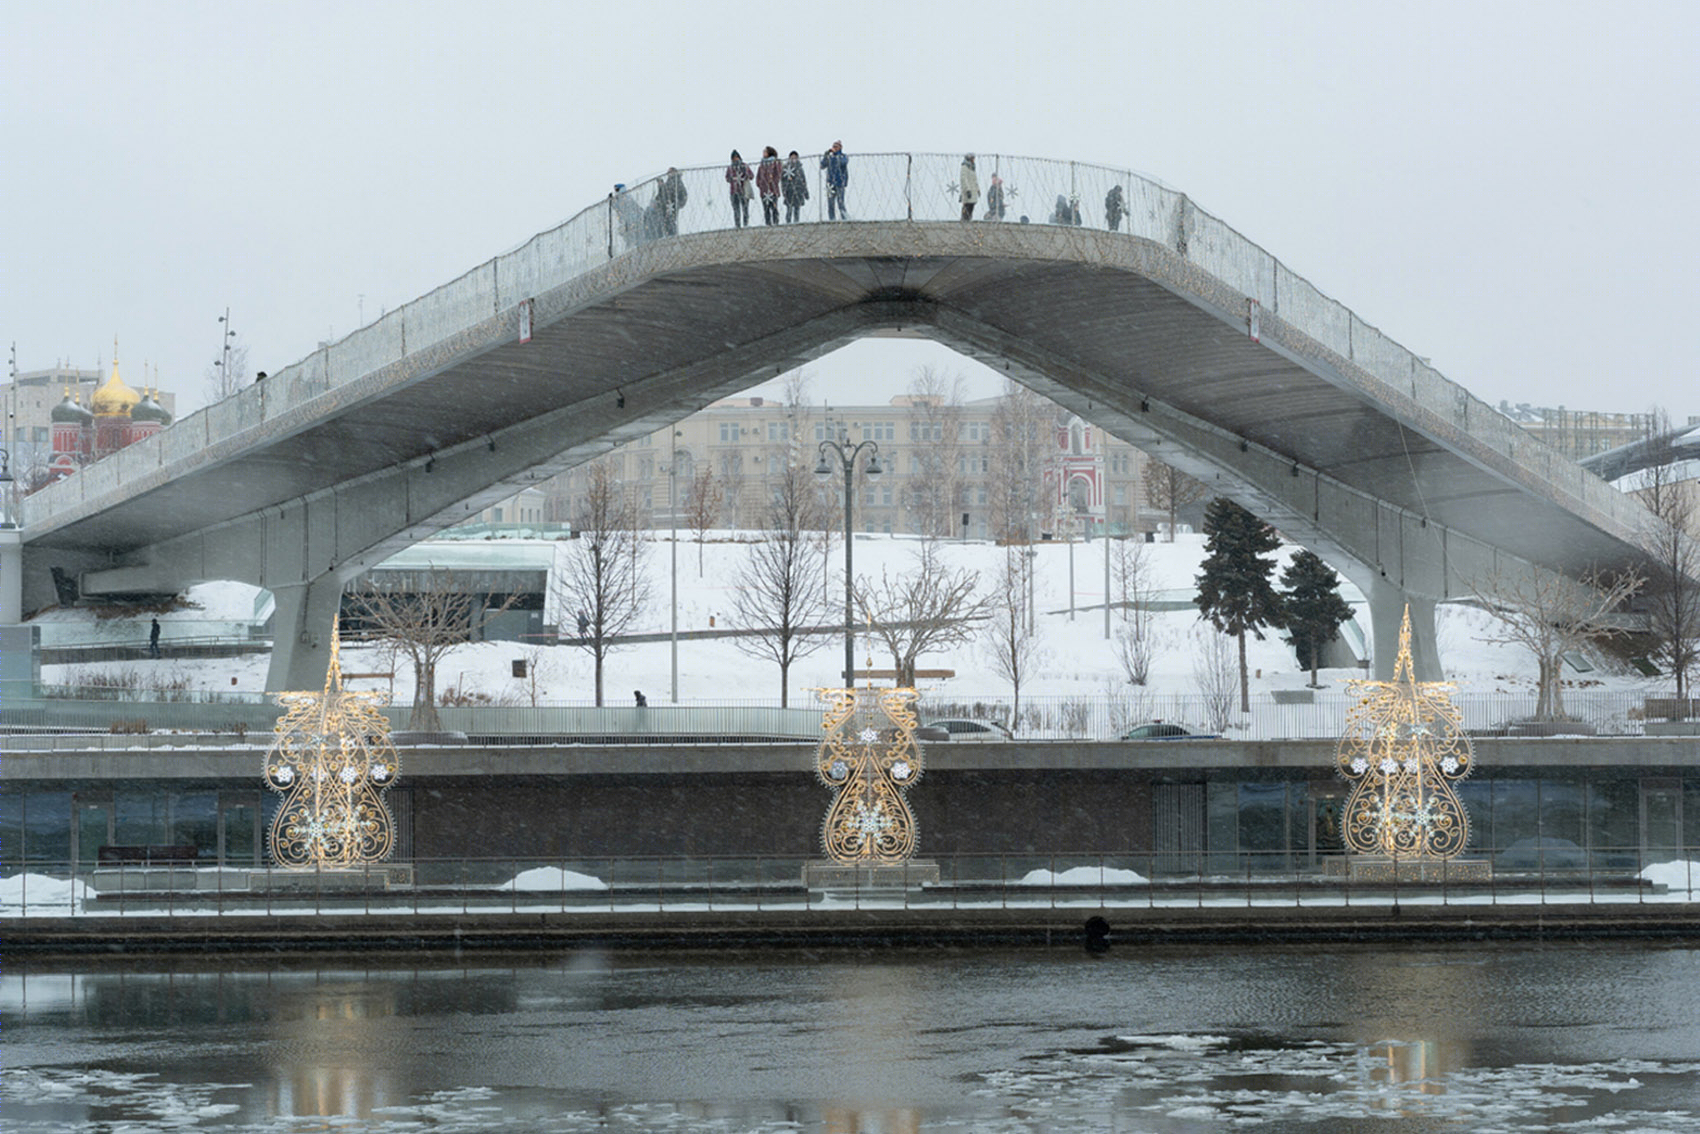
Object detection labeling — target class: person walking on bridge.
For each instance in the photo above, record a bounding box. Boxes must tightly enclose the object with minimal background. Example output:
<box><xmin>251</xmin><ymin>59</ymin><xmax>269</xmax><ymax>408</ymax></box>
<box><xmin>756</xmin><ymin>147</ymin><xmax>782</xmax><ymax>226</ymax></box>
<box><xmin>148</xmin><ymin>617</ymin><xmax>161</xmax><ymax>659</ymax></box>
<box><xmin>781</xmin><ymin>150</ymin><xmax>810</xmax><ymax>222</ymax></box>
<box><xmin>985</xmin><ymin>173</ymin><xmax>1006</xmax><ymax>221</ymax></box>
<box><xmin>958</xmin><ymin>154</ymin><xmax>981</xmax><ymax>221</ymax></box>
<box><xmin>821</xmin><ymin>141</ymin><xmax>849</xmax><ymax>220</ymax></box>
<box><xmin>656</xmin><ymin>167</ymin><xmax>688</xmax><ymax>236</ymax></box>
<box><xmin>726</xmin><ymin>150</ymin><xmax>754</xmax><ymax>228</ymax></box>
<box><xmin>1104</xmin><ymin>184</ymin><xmax>1126</xmax><ymax>232</ymax></box>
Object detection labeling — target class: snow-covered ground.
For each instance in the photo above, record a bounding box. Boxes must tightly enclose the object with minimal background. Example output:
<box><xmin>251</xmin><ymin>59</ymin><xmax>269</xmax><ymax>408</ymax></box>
<box><xmin>34</xmin><ymin>530</ymin><xmax>1666</xmax><ymax>712</ymax></box>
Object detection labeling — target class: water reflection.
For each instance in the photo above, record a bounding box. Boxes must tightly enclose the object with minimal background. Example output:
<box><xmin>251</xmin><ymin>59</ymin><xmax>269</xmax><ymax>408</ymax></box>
<box><xmin>4</xmin><ymin>946</ymin><xmax>1699</xmax><ymax>1132</ymax></box>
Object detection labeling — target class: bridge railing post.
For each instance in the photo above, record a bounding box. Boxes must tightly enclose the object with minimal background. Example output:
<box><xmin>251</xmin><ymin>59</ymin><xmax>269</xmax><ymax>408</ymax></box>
<box><xmin>905</xmin><ymin>153</ymin><xmax>913</xmax><ymax>221</ymax></box>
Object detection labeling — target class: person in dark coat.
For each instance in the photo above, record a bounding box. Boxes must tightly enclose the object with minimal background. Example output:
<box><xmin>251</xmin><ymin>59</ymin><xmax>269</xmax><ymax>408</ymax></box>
<box><xmin>820</xmin><ymin>141</ymin><xmax>849</xmax><ymax>220</ymax></box>
<box><xmin>149</xmin><ymin>617</ymin><xmax>161</xmax><ymax>658</ymax></box>
<box><xmin>634</xmin><ymin>690</ymin><xmax>648</xmax><ymax>707</ymax></box>
<box><xmin>1104</xmin><ymin>184</ymin><xmax>1126</xmax><ymax>232</ymax></box>
<box><xmin>756</xmin><ymin>146</ymin><xmax>782</xmax><ymax>226</ymax></box>
<box><xmin>781</xmin><ymin>151</ymin><xmax>810</xmax><ymax>222</ymax></box>
<box><xmin>577</xmin><ymin>610</ymin><xmax>590</xmax><ymax>639</ymax></box>
<box><xmin>656</xmin><ymin>167</ymin><xmax>688</xmax><ymax>235</ymax></box>
<box><xmin>985</xmin><ymin>174</ymin><xmax>1006</xmax><ymax>221</ymax></box>
<box><xmin>725</xmin><ymin>151</ymin><xmax>754</xmax><ymax>228</ymax></box>
<box><xmin>1050</xmin><ymin>194</ymin><xmax>1081</xmax><ymax>226</ymax></box>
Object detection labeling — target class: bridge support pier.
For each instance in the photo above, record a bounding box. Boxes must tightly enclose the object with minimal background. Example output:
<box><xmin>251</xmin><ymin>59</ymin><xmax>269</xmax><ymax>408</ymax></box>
<box><xmin>0</xmin><ymin>530</ymin><xmax>21</xmax><ymax>627</ymax></box>
<box><xmin>1368</xmin><ymin>581</ymin><xmax>1441</xmax><ymax>682</ymax></box>
<box><xmin>266</xmin><ymin>576</ymin><xmax>345</xmax><ymax>693</ymax></box>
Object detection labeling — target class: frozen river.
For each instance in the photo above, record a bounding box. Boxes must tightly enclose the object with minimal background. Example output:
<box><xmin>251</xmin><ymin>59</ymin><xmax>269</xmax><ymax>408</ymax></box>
<box><xmin>6</xmin><ymin>942</ymin><xmax>1700</xmax><ymax>1132</ymax></box>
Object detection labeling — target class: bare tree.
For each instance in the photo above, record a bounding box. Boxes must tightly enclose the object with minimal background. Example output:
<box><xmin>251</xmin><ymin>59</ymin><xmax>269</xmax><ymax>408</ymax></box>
<box><xmin>553</xmin><ymin>459</ymin><xmax>651</xmax><ymax>706</ymax></box>
<box><xmin>1470</xmin><ymin>566</ymin><xmax>1644</xmax><ymax>720</ymax></box>
<box><xmin>202</xmin><ymin>341</ymin><xmax>251</xmax><ymax>403</ymax></box>
<box><xmin>983</xmin><ymin>548</ymin><xmax>1043</xmax><ymax>728</ymax></box>
<box><xmin>683</xmin><ymin>466</ymin><xmax>723</xmax><ymax>576</ymax></box>
<box><xmin>988</xmin><ymin>380</ymin><xmax>1052</xmax><ymax>542</ymax></box>
<box><xmin>729</xmin><ymin>455</ymin><xmax>831</xmax><ymax>706</ymax></box>
<box><xmin>1637</xmin><ymin>408</ymin><xmax>1700</xmax><ymax>705</ymax></box>
<box><xmin>344</xmin><ymin>568</ymin><xmax>520</xmax><ymax>732</ymax></box>
<box><xmin>1191</xmin><ymin>626</ymin><xmax>1238</xmax><ymax>734</ymax></box>
<box><xmin>903</xmin><ymin>366</ymin><xmax>967</xmax><ymax>538</ymax></box>
<box><xmin>1143</xmin><ymin>458</ymin><xmax>1208</xmax><ymax>541</ymax></box>
<box><xmin>1111</xmin><ymin>536</ymin><xmax>1160</xmax><ymax>685</ymax></box>
<box><xmin>855</xmin><ymin>542</ymin><xmax>989</xmax><ymax>685</ymax></box>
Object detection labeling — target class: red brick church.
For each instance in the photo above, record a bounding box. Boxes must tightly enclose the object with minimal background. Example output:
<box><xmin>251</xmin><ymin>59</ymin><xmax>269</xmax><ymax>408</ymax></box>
<box><xmin>43</xmin><ymin>351</ymin><xmax>172</xmax><ymax>486</ymax></box>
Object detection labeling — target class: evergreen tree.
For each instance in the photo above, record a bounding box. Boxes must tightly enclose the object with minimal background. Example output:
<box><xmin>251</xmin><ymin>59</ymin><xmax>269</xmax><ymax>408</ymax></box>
<box><xmin>1194</xmin><ymin>497</ymin><xmax>1284</xmax><ymax>711</ymax></box>
<box><xmin>1279</xmin><ymin>549</ymin><xmax>1354</xmax><ymax>687</ymax></box>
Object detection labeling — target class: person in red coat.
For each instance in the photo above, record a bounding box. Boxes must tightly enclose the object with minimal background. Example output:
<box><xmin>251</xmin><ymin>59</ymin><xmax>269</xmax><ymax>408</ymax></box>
<box><xmin>756</xmin><ymin>146</ymin><xmax>783</xmax><ymax>226</ymax></box>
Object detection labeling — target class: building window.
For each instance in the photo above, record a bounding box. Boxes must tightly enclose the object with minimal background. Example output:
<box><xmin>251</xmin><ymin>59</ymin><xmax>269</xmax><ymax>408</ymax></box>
<box><xmin>32</xmin><ymin>427</ymin><xmax>49</xmax><ymax>443</ymax></box>
<box><xmin>719</xmin><ymin>423</ymin><xmax>737</xmax><ymax>443</ymax></box>
<box><xmin>863</xmin><ymin>422</ymin><xmax>895</xmax><ymax>442</ymax></box>
<box><xmin>767</xmin><ymin>422</ymin><xmax>790</xmax><ymax>443</ymax></box>
<box><xmin>493</xmin><ymin>507</ymin><xmax>504</xmax><ymax>522</ymax></box>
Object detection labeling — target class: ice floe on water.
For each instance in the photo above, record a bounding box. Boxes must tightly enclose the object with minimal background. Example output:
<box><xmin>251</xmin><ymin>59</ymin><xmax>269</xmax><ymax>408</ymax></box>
<box><xmin>7</xmin><ymin>1033</ymin><xmax>1700</xmax><ymax>1131</ymax></box>
<box><xmin>977</xmin><ymin>1033</ymin><xmax>1700</xmax><ymax>1131</ymax></box>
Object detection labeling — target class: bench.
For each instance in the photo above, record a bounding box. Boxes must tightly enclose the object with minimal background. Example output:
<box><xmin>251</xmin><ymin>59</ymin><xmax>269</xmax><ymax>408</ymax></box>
<box><xmin>97</xmin><ymin>844</ymin><xmax>200</xmax><ymax>866</ymax></box>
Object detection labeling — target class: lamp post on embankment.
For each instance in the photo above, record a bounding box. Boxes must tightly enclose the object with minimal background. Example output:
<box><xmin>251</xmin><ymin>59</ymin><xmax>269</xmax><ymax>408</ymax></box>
<box><xmin>815</xmin><ymin>438</ymin><xmax>883</xmax><ymax>688</ymax></box>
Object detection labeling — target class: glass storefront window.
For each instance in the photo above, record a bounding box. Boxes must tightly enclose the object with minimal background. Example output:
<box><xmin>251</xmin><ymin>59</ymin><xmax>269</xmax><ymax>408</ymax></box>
<box><xmin>1588</xmin><ymin>781</ymin><xmax>1639</xmax><ymax>869</ymax></box>
<box><xmin>171</xmin><ymin>792</ymin><xmax>219</xmax><ymax>859</ymax></box>
<box><xmin>1239</xmin><ymin>783</ymin><xmax>1288</xmax><ymax>872</ymax></box>
<box><xmin>1540</xmin><ymin>779</ymin><xmax>1585</xmax><ymax>849</ymax></box>
<box><xmin>23</xmin><ymin>791</ymin><xmax>71</xmax><ymax>865</ymax></box>
<box><xmin>1491</xmin><ymin>781</ymin><xmax>1540</xmax><ymax>854</ymax></box>
<box><xmin>115</xmin><ymin>790</ymin><xmax>167</xmax><ymax>847</ymax></box>
<box><xmin>1206</xmin><ymin>781</ymin><xmax>1238</xmax><ymax>873</ymax></box>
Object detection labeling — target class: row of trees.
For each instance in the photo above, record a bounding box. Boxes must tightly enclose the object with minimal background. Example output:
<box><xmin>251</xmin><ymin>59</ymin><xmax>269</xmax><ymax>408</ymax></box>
<box><xmin>347</xmin><ymin>394</ymin><xmax>1700</xmax><ymax>731</ymax></box>
<box><xmin>1192</xmin><ymin>498</ymin><xmax>1355</xmax><ymax>711</ymax></box>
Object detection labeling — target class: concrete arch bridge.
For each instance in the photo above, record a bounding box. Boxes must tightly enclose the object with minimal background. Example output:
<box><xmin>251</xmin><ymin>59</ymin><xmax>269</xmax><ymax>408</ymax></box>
<box><xmin>4</xmin><ymin>153</ymin><xmax>1658</xmax><ymax>691</ymax></box>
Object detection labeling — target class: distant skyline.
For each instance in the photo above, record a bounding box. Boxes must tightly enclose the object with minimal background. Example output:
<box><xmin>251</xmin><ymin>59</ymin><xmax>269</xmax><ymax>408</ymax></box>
<box><xmin>7</xmin><ymin>1</ymin><xmax>1698</xmax><ymax>422</ymax></box>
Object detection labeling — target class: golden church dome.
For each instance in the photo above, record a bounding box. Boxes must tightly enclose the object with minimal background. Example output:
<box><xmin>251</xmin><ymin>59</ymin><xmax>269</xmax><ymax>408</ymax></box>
<box><xmin>91</xmin><ymin>359</ymin><xmax>141</xmax><ymax>416</ymax></box>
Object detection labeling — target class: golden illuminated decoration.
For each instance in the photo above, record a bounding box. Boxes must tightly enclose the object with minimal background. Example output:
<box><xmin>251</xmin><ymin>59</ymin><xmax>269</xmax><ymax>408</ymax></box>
<box><xmin>1336</xmin><ymin>606</ymin><xmax>1474</xmax><ymax>858</ymax></box>
<box><xmin>815</xmin><ymin>685</ymin><xmax>924</xmax><ymax>864</ymax></box>
<box><xmin>264</xmin><ymin>629</ymin><xmax>400</xmax><ymax>867</ymax></box>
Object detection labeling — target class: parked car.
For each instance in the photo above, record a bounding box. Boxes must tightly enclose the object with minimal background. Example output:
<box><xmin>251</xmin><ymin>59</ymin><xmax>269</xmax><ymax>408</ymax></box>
<box><xmin>1120</xmin><ymin>721</ymin><xmax>1218</xmax><ymax>740</ymax></box>
<box><xmin>921</xmin><ymin>718</ymin><xmax>1013</xmax><ymax>742</ymax></box>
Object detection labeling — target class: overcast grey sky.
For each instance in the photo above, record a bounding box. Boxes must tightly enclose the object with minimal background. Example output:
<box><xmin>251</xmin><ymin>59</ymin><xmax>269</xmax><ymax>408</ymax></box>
<box><xmin>6</xmin><ymin>0</ymin><xmax>1697</xmax><ymax>417</ymax></box>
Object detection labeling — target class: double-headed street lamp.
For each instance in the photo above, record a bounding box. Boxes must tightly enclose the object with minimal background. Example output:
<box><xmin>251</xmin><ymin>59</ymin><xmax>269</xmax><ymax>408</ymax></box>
<box><xmin>815</xmin><ymin>438</ymin><xmax>883</xmax><ymax>689</ymax></box>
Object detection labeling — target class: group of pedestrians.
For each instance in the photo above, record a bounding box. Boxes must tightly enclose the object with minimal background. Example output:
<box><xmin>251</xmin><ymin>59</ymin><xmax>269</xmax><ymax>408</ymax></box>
<box><xmin>615</xmin><ymin>148</ymin><xmax>1138</xmax><ymax>238</ymax></box>
<box><xmin>725</xmin><ymin>142</ymin><xmax>845</xmax><ymax>227</ymax></box>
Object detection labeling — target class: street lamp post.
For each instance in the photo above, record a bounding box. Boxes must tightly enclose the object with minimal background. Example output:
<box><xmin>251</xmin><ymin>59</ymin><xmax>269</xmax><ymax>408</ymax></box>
<box><xmin>669</xmin><ymin>430</ymin><xmax>682</xmax><ymax>703</ymax></box>
<box><xmin>815</xmin><ymin>439</ymin><xmax>883</xmax><ymax>688</ymax></box>
<box><xmin>0</xmin><ymin>446</ymin><xmax>14</xmax><ymax>530</ymax></box>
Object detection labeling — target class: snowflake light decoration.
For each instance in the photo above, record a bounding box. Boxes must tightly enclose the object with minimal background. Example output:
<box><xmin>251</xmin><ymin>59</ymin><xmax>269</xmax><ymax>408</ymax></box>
<box><xmin>815</xmin><ymin>686</ymin><xmax>925</xmax><ymax>864</ymax></box>
<box><xmin>264</xmin><ymin>629</ymin><xmax>400</xmax><ymax>868</ymax></box>
<box><xmin>1336</xmin><ymin>606</ymin><xmax>1474</xmax><ymax>859</ymax></box>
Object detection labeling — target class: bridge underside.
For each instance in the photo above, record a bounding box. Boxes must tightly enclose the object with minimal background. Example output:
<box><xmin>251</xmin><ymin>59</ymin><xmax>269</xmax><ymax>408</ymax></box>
<box><xmin>18</xmin><ymin>224</ymin><xmax>1651</xmax><ymax>688</ymax></box>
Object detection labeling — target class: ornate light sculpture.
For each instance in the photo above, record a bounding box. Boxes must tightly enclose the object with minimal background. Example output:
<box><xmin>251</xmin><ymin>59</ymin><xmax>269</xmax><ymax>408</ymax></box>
<box><xmin>1336</xmin><ymin>606</ymin><xmax>1474</xmax><ymax>859</ymax></box>
<box><xmin>264</xmin><ymin>629</ymin><xmax>400</xmax><ymax>867</ymax></box>
<box><xmin>816</xmin><ymin>685</ymin><xmax>923</xmax><ymax>864</ymax></box>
